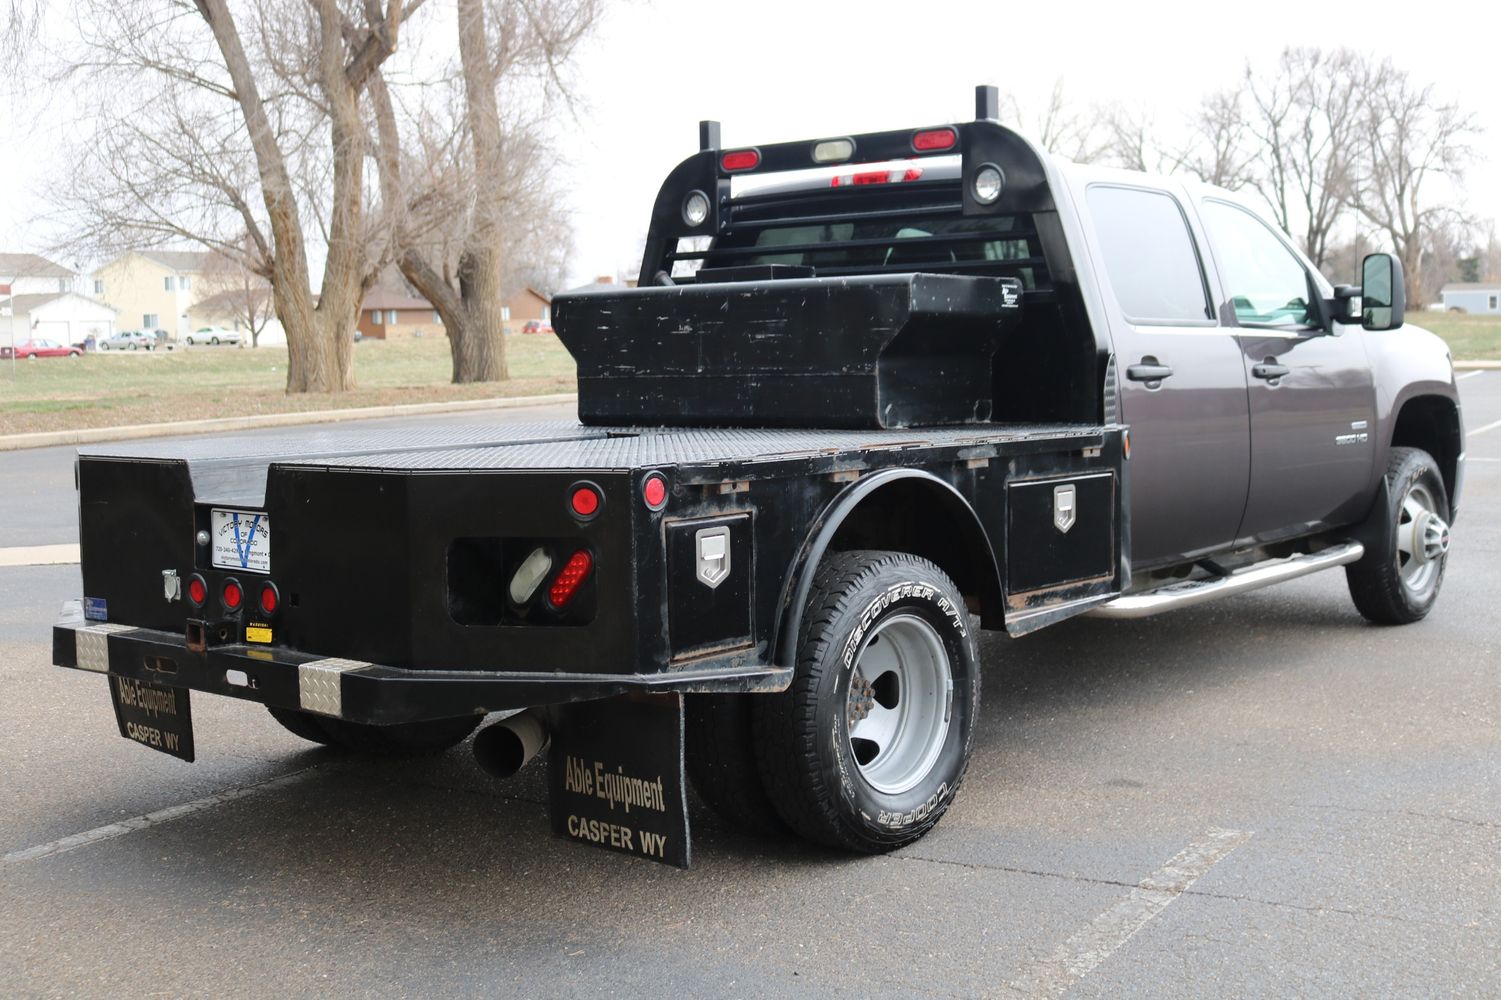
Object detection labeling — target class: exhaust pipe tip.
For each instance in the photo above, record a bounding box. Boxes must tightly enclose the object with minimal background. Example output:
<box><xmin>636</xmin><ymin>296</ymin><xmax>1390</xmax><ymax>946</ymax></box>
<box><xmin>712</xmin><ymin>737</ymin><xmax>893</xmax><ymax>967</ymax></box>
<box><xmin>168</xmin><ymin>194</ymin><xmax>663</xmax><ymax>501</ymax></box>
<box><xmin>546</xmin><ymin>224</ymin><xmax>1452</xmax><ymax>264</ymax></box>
<box><xmin>473</xmin><ymin>710</ymin><xmax>549</xmax><ymax>779</ymax></box>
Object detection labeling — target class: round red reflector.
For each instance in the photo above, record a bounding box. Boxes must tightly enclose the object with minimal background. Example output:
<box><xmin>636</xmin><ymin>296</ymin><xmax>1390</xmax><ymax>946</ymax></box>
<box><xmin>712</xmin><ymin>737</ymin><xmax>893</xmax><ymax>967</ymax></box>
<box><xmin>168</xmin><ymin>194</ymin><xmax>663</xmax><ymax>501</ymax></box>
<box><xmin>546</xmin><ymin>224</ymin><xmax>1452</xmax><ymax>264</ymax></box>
<box><xmin>570</xmin><ymin>486</ymin><xmax>600</xmax><ymax>517</ymax></box>
<box><xmin>643</xmin><ymin>474</ymin><xmax>667</xmax><ymax>509</ymax></box>
<box><xmin>259</xmin><ymin>585</ymin><xmax>278</xmax><ymax>615</ymax></box>
<box><xmin>912</xmin><ymin>127</ymin><xmax>958</xmax><ymax>152</ymax></box>
<box><xmin>188</xmin><ymin>576</ymin><xmax>207</xmax><ymax>606</ymax></box>
<box><xmin>222</xmin><ymin>580</ymin><xmax>243</xmax><ymax>610</ymax></box>
<box><xmin>720</xmin><ymin>148</ymin><xmax>760</xmax><ymax>171</ymax></box>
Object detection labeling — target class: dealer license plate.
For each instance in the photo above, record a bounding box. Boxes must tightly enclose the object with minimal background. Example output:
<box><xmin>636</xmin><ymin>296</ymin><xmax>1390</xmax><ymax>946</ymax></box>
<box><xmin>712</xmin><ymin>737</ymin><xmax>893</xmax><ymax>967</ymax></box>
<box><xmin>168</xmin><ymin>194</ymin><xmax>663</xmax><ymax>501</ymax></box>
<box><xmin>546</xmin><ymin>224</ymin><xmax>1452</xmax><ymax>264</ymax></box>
<box><xmin>210</xmin><ymin>508</ymin><xmax>271</xmax><ymax>573</ymax></box>
<box><xmin>109</xmin><ymin>675</ymin><xmax>195</xmax><ymax>762</ymax></box>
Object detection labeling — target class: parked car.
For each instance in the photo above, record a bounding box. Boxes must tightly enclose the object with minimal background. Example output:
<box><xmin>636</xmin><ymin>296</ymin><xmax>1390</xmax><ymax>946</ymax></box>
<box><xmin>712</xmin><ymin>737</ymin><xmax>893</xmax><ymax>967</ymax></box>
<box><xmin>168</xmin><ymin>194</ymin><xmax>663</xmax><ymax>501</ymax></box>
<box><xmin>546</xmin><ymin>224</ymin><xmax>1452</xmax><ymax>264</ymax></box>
<box><xmin>99</xmin><ymin>330</ymin><xmax>156</xmax><ymax>351</ymax></box>
<box><xmin>184</xmin><ymin>327</ymin><xmax>243</xmax><ymax>346</ymax></box>
<box><xmin>521</xmin><ymin>319</ymin><xmax>554</xmax><ymax>334</ymax></box>
<box><xmin>8</xmin><ymin>338</ymin><xmax>83</xmax><ymax>359</ymax></box>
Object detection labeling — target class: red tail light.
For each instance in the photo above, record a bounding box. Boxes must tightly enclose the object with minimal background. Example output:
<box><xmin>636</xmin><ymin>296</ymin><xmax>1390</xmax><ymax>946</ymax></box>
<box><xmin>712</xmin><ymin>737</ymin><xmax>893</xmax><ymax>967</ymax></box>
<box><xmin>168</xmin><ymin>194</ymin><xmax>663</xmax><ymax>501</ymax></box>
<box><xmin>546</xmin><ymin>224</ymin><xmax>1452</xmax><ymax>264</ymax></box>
<box><xmin>222</xmin><ymin>579</ymin><xmax>243</xmax><ymax>611</ymax></box>
<box><xmin>187</xmin><ymin>575</ymin><xmax>207</xmax><ymax>607</ymax></box>
<box><xmin>642</xmin><ymin>472</ymin><xmax>668</xmax><ymax>510</ymax></box>
<box><xmin>720</xmin><ymin>148</ymin><xmax>760</xmax><ymax>172</ymax></box>
<box><xmin>259</xmin><ymin>582</ymin><xmax>279</xmax><ymax>615</ymax></box>
<box><xmin>548</xmin><ymin>550</ymin><xmax>594</xmax><ymax>608</ymax></box>
<box><xmin>911</xmin><ymin>127</ymin><xmax>957</xmax><ymax>152</ymax></box>
<box><xmin>570</xmin><ymin>484</ymin><xmax>601</xmax><ymax>519</ymax></box>
<box><xmin>831</xmin><ymin>164</ymin><xmax>925</xmax><ymax>188</ymax></box>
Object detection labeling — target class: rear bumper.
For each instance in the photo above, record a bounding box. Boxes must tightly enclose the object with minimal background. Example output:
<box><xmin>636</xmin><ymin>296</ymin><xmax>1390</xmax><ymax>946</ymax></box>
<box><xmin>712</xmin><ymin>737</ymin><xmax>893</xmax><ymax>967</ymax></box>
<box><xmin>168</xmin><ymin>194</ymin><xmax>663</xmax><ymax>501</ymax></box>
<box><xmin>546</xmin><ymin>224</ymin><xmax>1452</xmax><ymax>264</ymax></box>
<box><xmin>53</xmin><ymin>620</ymin><xmax>790</xmax><ymax>725</ymax></box>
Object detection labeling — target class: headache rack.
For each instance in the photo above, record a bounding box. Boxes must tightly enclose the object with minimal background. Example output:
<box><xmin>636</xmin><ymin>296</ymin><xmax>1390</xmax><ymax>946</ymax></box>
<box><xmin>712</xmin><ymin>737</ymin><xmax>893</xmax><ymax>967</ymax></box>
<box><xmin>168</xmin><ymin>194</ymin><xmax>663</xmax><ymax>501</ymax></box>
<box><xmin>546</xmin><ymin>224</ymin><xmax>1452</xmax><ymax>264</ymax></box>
<box><xmin>553</xmin><ymin>86</ymin><xmax>1107</xmax><ymax>430</ymax></box>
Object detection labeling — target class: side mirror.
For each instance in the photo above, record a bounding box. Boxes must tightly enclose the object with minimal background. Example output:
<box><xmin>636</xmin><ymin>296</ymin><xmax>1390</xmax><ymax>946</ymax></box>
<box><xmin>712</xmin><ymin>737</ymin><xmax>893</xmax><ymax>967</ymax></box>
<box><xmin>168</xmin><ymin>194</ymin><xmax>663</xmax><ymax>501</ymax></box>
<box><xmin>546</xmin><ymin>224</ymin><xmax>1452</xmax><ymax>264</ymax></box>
<box><xmin>1361</xmin><ymin>253</ymin><xmax>1406</xmax><ymax>331</ymax></box>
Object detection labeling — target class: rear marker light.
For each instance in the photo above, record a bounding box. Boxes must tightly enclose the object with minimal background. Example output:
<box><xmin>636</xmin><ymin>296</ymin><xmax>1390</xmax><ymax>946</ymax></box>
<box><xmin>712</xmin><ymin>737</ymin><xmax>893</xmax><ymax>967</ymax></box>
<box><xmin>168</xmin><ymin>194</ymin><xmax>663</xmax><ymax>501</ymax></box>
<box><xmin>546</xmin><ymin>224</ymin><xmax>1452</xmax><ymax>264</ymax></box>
<box><xmin>643</xmin><ymin>473</ymin><xmax>668</xmax><ymax>510</ymax></box>
<box><xmin>911</xmin><ymin>127</ymin><xmax>957</xmax><ymax>152</ymax></box>
<box><xmin>222</xmin><ymin>579</ymin><xmax>243</xmax><ymax>611</ymax></box>
<box><xmin>187</xmin><ymin>575</ymin><xmax>207</xmax><ymax>607</ymax></box>
<box><xmin>509</xmin><ymin>547</ymin><xmax>554</xmax><ymax>605</ymax></box>
<box><xmin>259</xmin><ymin>582</ymin><xmax>279</xmax><ymax>615</ymax></box>
<box><xmin>570</xmin><ymin>484</ymin><xmax>602</xmax><ymax>519</ymax></box>
<box><xmin>548</xmin><ymin>550</ymin><xmax>594</xmax><ymax>609</ymax></box>
<box><xmin>811</xmin><ymin>138</ymin><xmax>855</xmax><ymax>164</ymax></box>
<box><xmin>720</xmin><ymin>148</ymin><xmax>760</xmax><ymax>172</ymax></box>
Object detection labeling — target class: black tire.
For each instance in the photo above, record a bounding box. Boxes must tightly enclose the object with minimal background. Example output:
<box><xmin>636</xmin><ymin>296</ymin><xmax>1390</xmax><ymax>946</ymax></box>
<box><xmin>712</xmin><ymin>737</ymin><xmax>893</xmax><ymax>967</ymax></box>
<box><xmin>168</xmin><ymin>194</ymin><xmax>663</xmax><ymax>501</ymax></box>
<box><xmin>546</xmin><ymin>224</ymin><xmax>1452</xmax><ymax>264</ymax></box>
<box><xmin>753</xmin><ymin>550</ymin><xmax>980</xmax><ymax>853</ymax></box>
<box><xmin>267</xmin><ymin>706</ymin><xmax>338</xmax><ymax>746</ymax></box>
<box><xmin>1346</xmin><ymin>446</ymin><xmax>1451</xmax><ymax>625</ymax></box>
<box><xmin>684</xmin><ymin>694</ymin><xmax>788</xmax><ymax>836</ymax></box>
<box><xmin>267</xmin><ymin>706</ymin><xmax>481</xmax><ymax>756</ymax></box>
<box><xmin>211</xmin><ymin>336</ymin><xmax>220</xmax><ymax>345</ymax></box>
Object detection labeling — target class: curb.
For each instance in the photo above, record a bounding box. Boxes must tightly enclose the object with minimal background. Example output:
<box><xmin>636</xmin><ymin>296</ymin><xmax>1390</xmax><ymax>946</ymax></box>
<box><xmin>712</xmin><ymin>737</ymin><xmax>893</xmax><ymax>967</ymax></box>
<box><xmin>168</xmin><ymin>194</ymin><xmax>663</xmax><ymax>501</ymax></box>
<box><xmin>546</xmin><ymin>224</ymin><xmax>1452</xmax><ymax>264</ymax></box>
<box><xmin>1455</xmin><ymin>361</ymin><xmax>1501</xmax><ymax>370</ymax></box>
<box><xmin>0</xmin><ymin>393</ymin><xmax>578</xmax><ymax>452</ymax></box>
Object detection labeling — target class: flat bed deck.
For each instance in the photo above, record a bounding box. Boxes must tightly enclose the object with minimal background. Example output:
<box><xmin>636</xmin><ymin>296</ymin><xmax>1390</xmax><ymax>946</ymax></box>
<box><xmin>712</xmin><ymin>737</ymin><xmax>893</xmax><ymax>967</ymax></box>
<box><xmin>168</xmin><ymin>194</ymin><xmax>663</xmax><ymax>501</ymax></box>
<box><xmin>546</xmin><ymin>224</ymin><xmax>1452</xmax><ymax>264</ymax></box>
<box><xmin>83</xmin><ymin>419</ymin><xmax>1110</xmax><ymax>505</ymax></box>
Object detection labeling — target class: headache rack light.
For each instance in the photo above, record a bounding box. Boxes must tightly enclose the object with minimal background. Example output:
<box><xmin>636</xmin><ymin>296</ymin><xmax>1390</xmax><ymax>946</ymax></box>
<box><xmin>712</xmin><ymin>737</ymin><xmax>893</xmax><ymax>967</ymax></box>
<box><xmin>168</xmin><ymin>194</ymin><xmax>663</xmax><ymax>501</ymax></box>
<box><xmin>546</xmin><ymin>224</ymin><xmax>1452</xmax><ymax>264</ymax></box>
<box><xmin>831</xmin><ymin>163</ymin><xmax>924</xmax><ymax>187</ymax></box>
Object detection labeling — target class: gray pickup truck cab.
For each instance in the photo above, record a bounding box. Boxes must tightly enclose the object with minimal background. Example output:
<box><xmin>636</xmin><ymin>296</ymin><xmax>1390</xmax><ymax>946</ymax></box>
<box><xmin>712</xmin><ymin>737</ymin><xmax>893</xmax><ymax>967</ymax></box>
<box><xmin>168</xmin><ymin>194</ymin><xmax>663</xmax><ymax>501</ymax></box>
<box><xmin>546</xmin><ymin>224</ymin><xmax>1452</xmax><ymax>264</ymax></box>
<box><xmin>1062</xmin><ymin>163</ymin><xmax>1461</xmax><ymax>622</ymax></box>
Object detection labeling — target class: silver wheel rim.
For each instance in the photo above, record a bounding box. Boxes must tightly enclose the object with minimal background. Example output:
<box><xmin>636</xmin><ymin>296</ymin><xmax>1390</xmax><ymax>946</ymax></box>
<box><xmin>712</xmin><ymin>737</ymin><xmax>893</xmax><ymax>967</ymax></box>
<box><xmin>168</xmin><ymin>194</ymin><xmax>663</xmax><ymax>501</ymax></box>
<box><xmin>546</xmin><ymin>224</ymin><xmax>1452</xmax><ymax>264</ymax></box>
<box><xmin>846</xmin><ymin>613</ymin><xmax>954</xmax><ymax>795</ymax></box>
<box><xmin>1397</xmin><ymin>482</ymin><xmax>1448</xmax><ymax>596</ymax></box>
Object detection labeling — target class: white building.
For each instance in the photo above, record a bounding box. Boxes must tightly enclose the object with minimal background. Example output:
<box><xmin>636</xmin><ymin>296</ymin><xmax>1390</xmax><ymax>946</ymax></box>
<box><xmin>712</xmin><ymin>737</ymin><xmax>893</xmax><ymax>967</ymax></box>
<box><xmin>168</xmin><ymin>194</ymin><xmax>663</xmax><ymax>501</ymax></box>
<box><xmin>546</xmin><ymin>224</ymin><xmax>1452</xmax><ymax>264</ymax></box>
<box><xmin>1439</xmin><ymin>283</ymin><xmax>1501</xmax><ymax>315</ymax></box>
<box><xmin>5</xmin><ymin>292</ymin><xmax>117</xmax><ymax>346</ymax></box>
<box><xmin>0</xmin><ymin>253</ymin><xmax>82</xmax><ymax>296</ymax></box>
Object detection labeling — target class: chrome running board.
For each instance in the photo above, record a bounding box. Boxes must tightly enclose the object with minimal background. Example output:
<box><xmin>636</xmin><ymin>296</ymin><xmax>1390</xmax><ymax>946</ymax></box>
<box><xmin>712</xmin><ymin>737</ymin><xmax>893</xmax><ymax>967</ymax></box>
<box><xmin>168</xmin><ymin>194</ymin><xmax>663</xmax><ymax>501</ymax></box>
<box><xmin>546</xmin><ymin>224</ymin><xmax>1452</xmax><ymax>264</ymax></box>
<box><xmin>1088</xmin><ymin>542</ymin><xmax>1365</xmax><ymax>620</ymax></box>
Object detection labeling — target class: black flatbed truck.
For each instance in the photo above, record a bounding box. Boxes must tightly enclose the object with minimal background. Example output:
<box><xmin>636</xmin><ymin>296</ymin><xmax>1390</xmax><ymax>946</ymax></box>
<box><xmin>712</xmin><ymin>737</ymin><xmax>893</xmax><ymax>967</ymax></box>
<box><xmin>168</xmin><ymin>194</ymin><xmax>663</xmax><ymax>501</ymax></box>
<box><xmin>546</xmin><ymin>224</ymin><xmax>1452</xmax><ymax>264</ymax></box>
<box><xmin>51</xmin><ymin>86</ymin><xmax>1459</xmax><ymax>867</ymax></box>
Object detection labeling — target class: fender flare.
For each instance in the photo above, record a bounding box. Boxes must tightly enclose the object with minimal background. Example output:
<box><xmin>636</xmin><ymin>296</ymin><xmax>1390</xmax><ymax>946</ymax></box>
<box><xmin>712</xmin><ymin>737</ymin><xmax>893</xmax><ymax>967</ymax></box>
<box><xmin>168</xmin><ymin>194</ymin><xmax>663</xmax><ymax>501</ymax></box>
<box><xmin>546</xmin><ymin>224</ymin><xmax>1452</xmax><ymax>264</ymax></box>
<box><xmin>770</xmin><ymin>468</ymin><xmax>1002</xmax><ymax>668</ymax></box>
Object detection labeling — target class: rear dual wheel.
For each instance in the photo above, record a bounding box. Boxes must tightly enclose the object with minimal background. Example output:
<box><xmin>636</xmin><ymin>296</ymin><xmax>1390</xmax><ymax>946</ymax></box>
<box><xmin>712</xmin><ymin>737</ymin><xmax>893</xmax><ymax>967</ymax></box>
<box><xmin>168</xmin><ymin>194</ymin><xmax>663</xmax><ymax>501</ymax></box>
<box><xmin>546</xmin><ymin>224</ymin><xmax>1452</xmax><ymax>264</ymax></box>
<box><xmin>267</xmin><ymin>707</ymin><xmax>480</xmax><ymax>756</ymax></box>
<box><xmin>689</xmin><ymin>550</ymin><xmax>980</xmax><ymax>852</ymax></box>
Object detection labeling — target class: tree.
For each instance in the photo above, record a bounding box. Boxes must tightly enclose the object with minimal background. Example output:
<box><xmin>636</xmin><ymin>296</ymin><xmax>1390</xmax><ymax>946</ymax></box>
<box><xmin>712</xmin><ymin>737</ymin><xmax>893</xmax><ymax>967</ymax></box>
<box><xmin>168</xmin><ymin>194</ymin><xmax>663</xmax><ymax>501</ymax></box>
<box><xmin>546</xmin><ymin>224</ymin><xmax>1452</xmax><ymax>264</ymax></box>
<box><xmin>1346</xmin><ymin>58</ymin><xmax>1477</xmax><ymax>307</ymax></box>
<box><xmin>1177</xmin><ymin>89</ymin><xmax>1254</xmax><ymax>190</ymax></box>
<box><xmin>371</xmin><ymin>0</ymin><xmax>599</xmax><ymax>384</ymax></box>
<box><xmin>1003</xmin><ymin>79</ymin><xmax>1110</xmax><ymax>164</ymax></box>
<box><xmin>56</xmin><ymin>0</ymin><xmax>417</xmax><ymax>392</ymax></box>
<box><xmin>199</xmin><ymin>248</ymin><xmax>275</xmax><ymax>347</ymax></box>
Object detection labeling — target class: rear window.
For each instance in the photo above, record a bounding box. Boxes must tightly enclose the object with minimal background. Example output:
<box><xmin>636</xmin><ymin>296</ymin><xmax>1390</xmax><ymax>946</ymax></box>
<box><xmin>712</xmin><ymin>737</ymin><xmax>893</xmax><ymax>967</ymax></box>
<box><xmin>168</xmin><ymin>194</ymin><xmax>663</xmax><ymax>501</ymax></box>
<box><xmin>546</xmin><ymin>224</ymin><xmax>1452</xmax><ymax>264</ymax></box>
<box><xmin>1087</xmin><ymin>186</ymin><xmax>1211</xmax><ymax>324</ymax></box>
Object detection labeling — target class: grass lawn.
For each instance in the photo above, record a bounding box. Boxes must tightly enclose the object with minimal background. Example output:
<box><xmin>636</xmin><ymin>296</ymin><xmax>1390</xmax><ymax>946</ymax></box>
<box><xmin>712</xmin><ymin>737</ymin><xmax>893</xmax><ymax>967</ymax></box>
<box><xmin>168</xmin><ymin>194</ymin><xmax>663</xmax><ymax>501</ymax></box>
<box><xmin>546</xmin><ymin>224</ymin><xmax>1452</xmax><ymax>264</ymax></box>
<box><xmin>0</xmin><ymin>334</ymin><xmax>577</xmax><ymax>435</ymax></box>
<box><xmin>1408</xmin><ymin>312</ymin><xmax>1501</xmax><ymax>362</ymax></box>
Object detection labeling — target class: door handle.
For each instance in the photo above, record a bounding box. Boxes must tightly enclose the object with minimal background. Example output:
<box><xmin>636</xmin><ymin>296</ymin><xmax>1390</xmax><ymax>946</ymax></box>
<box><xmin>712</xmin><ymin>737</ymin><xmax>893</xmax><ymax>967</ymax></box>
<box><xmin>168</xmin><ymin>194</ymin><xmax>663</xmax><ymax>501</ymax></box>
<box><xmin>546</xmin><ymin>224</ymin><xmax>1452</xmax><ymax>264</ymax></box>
<box><xmin>1251</xmin><ymin>362</ymin><xmax>1290</xmax><ymax>381</ymax></box>
<box><xmin>1126</xmin><ymin>362</ymin><xmax>1174</xmax><ymax>383</ymax></box>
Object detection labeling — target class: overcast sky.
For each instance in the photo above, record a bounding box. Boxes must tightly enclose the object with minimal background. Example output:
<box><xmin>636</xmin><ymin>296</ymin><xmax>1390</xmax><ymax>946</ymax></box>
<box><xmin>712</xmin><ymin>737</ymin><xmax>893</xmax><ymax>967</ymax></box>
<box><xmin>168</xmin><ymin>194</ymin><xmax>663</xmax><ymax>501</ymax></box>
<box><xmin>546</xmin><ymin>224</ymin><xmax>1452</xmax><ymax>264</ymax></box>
<box><xmin>2</xmin><ymin>0</ymin><xmax>1494</xmax><ymax>288</ymax></box>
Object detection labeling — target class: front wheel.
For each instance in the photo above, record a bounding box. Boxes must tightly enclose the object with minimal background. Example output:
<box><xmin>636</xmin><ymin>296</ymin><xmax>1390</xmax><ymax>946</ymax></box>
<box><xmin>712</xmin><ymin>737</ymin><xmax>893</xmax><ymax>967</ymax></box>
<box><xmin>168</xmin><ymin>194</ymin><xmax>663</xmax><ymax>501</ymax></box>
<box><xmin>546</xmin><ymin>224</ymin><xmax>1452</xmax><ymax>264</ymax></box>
<box><xmin>1346</xmin><ymin>447</ymin><xmax>1451</xmax><ymax>624</ymax></box>
<box><xmin>210</xmin><ymin>336</ymin><xmax>220</xmax><ymax>345</ymax></box>
<box><xmin>753</xmin><ymin>550</ymin><xmax>980</xmax><ymax>853</ymax></box>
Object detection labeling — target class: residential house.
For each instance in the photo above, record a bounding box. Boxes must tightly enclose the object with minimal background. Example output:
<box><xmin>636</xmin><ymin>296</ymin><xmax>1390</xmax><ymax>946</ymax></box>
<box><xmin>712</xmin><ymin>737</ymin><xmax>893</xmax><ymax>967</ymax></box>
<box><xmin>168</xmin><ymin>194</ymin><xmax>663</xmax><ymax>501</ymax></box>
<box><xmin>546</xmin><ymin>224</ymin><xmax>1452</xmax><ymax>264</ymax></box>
<box><xmin>5</xmin><ymin>292</ymin><xmax>117</xmax><ymax>346</ymax></box>
<box><xmin>357</xmin><ymin>289</ymin><xmax>445</xmax><ymax>340</ymax></box>
<box><xmin>92</xmin><ymin>250</ymin><xmax>211</xmax><ymax>340</ymax></box>
<box><xmin>357</xmin><ymin>286</ymin><xmax>554</xmax><ymax>339</ymax></box>
<box><xmin>504</xmin><ymin>287</ymin><xmax>552</xmax><ymax>326</ymax></box>
<box><xmin>1440</xmin><ymin>283</ymin><xmax>1501</xmax><ymax>315</ymax></box>
<box><xmin>0</xmin><ymin>253</ymin><xmax>82</xmax><ymax>296</ymax></box>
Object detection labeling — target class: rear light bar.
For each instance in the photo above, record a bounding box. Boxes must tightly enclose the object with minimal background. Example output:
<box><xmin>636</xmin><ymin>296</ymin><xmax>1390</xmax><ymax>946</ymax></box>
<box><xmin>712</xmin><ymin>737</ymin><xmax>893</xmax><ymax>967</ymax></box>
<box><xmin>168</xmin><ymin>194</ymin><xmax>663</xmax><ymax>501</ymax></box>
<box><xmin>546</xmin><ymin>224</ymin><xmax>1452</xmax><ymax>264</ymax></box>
<box><xmin>831</xmin><ymin>164</ymin><xmax>924</xmax><ymax>188</ymax></box>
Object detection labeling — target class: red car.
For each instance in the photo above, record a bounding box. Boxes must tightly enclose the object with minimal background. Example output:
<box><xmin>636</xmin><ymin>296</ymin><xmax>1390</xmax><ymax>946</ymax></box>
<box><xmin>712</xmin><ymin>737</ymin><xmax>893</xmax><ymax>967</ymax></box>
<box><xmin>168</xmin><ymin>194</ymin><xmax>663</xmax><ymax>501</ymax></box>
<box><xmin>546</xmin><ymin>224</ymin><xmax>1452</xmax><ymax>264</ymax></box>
<box><xmin>521</xmin><ymin>319</ymin><xmax>554</xmax><ymax>335</ymax></box>
<box><xmin>6</xmin><ymin>338</ymin><xmax>83</xmax><ymax>359</ymax></box>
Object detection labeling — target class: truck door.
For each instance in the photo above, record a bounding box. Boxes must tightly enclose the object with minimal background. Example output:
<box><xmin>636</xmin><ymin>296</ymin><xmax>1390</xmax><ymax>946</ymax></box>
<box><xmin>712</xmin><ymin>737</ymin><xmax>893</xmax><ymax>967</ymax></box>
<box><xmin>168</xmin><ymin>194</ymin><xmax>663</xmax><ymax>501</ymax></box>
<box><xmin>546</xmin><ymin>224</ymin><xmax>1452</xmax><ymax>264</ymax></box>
<box><xmin>1196</xmin><ymin>199</ymin><xmax>1377</xmax><ymax>542</ymax></box>
<box><xmin>1083</xmin><ymin>184</ymin><xmax>1252</xmax><ymax>568</ymax></box>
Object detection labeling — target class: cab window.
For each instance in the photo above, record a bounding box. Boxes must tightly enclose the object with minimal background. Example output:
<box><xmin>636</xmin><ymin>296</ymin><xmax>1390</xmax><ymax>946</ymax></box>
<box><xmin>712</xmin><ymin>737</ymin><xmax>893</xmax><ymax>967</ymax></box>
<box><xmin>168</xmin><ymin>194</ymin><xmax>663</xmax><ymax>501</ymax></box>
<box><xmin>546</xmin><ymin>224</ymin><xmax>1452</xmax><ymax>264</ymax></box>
<box><xmin>1086</xmin><ymin>185</ymin><xmax>1211</xmax><ymax>325</ymax></box>
<box><xmin>1200</xmin><ymin>200</ymin><xmax>1315</xmax><ymax>329</ymax></box>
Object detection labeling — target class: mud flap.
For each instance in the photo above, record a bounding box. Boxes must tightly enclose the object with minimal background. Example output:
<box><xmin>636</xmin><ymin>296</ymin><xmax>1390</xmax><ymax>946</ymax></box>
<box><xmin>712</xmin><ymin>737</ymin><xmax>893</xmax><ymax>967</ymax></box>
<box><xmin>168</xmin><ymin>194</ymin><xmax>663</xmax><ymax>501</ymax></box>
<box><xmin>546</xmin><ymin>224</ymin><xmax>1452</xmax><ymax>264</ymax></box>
<box><xmin>547</xmin><ymin>693</ymin><xmax>691</xmax><ymax>868</ymax></box>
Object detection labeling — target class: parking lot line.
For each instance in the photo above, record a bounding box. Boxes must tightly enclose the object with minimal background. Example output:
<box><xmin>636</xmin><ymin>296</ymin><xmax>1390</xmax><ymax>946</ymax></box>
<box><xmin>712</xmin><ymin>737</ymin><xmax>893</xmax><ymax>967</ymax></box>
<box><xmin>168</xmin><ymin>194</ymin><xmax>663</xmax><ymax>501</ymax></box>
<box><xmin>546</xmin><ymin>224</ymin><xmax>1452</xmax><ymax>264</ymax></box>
<box><xmin>2</xmin><ymin>765</ymin><xmax>326</xmax><ymax>866</ymax></box>
<box><xmin>1002</xmin><ymin>827</ymin><xmax>1252</xmax><ymax>998</ymax></box>
<box><xmin>1467</xmin><ymin>418</ymin><xmax>1501</xmax><ymax>438</ymax></box>
<box><xmin>0</xmin><ymin>543</ymin><xmax>81</xmax><ymax>567</ymax></box>
<box><xmin>1457</xmin><ymin>370</ymin><xmax>1485</xmax><ymax>381</ymax></box>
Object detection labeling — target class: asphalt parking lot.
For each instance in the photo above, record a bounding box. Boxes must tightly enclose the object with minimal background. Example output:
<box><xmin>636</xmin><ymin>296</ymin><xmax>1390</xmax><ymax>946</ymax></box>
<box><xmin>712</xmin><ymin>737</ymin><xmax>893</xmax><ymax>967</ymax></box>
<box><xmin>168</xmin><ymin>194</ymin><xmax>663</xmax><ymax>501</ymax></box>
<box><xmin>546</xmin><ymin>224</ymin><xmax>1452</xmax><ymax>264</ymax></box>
<box><xmin>1</xmin><ymin>382</ymin><xmax>1497</xmax><ymax>999</ymax></box>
